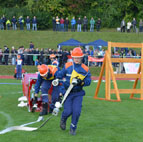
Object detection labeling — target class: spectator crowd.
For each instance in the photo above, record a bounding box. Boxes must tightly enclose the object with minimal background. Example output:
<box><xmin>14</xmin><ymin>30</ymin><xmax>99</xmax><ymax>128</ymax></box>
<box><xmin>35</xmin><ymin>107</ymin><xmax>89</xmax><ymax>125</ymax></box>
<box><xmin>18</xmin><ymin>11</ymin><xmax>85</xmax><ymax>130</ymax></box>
<box><xmin>1</xmin><ymin>14</ymin><xmax>143</xmax><ymax>33</ymax></box>
<box><xmin>52</xmin><ymin>16</ymin><xmax>102</xmax><ymax>32</ymax></box>
<box><xmin>0</xmin><ymin>15</ymin><xmax>37</xmax><ymax>31</ymax></box>
<box><xmin>120</xmin><ymin>17</ymin><xmax>143</xmax><ymax>33</ymax></box>
<box><xmin>0</xmin><ymin>42</ymin><xmax>98</xmax><ymax>67</ymax></box>
<box><xmin>0</xmin><ymin>40</ymin><xmax>140</xmax><ymax>69</ymax></box>
<box><xmin>0</xmin><ymin>14</ymin><xmax>102</xmax><ymax>32</ymax></box>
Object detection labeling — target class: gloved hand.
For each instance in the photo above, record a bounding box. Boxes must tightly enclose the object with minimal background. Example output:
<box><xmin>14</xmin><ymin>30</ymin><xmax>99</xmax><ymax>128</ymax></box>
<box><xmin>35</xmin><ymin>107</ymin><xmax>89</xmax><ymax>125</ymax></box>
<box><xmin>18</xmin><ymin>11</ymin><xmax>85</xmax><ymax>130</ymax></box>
<box><xmin>32</xmin><ymin>95</ymin><xmax>37</xmax><ymax>105</ymax></box>
<box><xmin>55</xmin><ymin>101</ymin><xmax>62</xmax><ymax>108</ymax></box>
<box><xmin>52</xmin><ymin>79</ymin><xmax>59</xmax><ymax>86</ymax></box>
<box><xmin>72</xmin><ymin>77</ymin><xmax>84</xmax><ymax>86</ymax></box>
<box><xmin>77</xmin><ymin>78</ymin><xmax>83</xmax><ymax>85</ymax></box>
<box><xmin>52</xmin><ymin>107</ymin><xmax>59</xmax><ymax>116</ymax></box>
<box><xmin>72</xmin><ymin>78</ymin><xmax>78</xmax><ymax>86</ymax></box>
<box><xmin>32</xmin><ymin>95</ymin><xmax>38</xmax><ymax>112</ymax></box>
<box><xmin>58</xmin><ymin>93</ymin><xmax>63</xmax><ymax>102</ymax></box>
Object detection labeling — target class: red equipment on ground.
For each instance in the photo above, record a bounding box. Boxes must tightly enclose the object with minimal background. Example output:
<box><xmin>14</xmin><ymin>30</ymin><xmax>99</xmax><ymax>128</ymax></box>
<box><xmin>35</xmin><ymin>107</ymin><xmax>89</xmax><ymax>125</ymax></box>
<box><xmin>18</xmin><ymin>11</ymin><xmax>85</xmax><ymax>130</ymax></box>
<box><xmin>21</xmin><ymin>73</ymin><xmax>53</xmax><ymax>112</ymax></box>
<box><xmin>22</xmin><ymin>73</ymin><xmax>40</xmax><ymax>112</ymax></box>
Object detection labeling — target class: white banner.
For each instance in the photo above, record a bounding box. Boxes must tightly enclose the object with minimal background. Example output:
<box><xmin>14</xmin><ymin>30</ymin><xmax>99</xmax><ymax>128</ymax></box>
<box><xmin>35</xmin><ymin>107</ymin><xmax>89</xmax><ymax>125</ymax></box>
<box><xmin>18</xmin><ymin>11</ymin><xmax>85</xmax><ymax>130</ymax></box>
<box><xmin>123</xmin><ymin>63</ymin><xmax>140</xmax><ymax>74</ymax></box>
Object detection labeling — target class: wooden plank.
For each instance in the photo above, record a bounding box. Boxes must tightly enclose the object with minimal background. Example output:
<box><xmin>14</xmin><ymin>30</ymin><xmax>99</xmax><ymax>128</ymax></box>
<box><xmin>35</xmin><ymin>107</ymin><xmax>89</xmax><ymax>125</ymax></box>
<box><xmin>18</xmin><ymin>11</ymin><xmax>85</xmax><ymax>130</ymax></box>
<box><xmin>105</xmin><ymin>51</ymin><xmax>111</xmax><ymax>100</ymax></box>
<box><xmin>130</xmin><ymin>64</ymin><xmax>141</xmax><ymax>98</ymax></box>
<box><xmin>108</xmin><ymin>42</ymin><xmax>111</xmax><ymax>56</ymax></box>
<box><xmin>107</xmin><ymin>52</ymin><xmax>120</xmax><ymax>101</ymax></box>
<box><xmin>111</xmin><ymin>89</ymin><xmax>142</xmax><ymax>94</ymax></box>
<box><xmin>94</xmin><ymin>56</ymin><xmax>106</xmax><ymax>99</ymax></box>
<box><xmin>115</xmin><ymin>74</ymin><xmax>141</xmax><ymax>78</ymax></box>
<box><xmin>111</xmin><ymin>42</ymin><xmax>142</xmax><ymax>48</ymax></box>
<box><xmin>140</xmin><ymin>44</ymin><xmax>143</xmax><ymax>100</ymax></box>
<box><xmin>111</xmin><ymin>58</ymin><xmax>141</xmax><ymax>63</ymax></box>
<box><xmin>107</xmin><ymin>42</ymin><xmax>111</xmax><ymax>100</ymax></box>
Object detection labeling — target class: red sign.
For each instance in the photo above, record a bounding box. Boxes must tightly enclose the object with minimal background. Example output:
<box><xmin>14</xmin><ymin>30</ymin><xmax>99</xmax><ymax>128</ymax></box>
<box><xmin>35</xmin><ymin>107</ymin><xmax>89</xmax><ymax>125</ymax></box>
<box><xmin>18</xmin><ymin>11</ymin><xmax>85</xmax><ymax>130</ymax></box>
<box><xmin>88</xmin><ymin>56</ymin><xmax>104</xmax><ymax>62</ymax></box>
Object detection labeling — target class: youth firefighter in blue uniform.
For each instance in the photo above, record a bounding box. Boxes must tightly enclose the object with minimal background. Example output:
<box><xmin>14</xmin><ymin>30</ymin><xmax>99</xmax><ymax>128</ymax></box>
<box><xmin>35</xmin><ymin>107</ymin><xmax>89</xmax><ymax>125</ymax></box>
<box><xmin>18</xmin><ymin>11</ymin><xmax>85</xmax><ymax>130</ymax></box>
<box><xmin>55</xmin><ymin>47</ymin><xmax>91</xmax><ymax>135</ymax></box>
<box><xmin>50</xmin><ymin>54</ymin><xmax>59</xmax><ymax>67</ymax></box>
<box><xmin>33</xmin><ymin>64</ymin><xmax>60</xmax><ymax>120</ymax></box>
<box><xmin>16</xmin><ymin>54</ymin><xmax>22</xmax><ymax>79</ymax></box>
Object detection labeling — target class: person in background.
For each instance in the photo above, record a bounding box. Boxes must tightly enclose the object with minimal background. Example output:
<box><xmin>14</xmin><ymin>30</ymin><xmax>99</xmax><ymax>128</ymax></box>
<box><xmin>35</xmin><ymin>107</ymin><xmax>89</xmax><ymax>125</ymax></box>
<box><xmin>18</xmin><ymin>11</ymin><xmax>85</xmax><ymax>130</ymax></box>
<box><xmin>77</xmin><ymin>17</ymin><xmax>82</xmax><ymax>32</ymax></box>
<box><xmin>121</xmin><ymin>19</ymin><xmax>126</xmax><ymax>32</ymax></box>
<box><xmin>83</xmin><ymin>16</ymin><xmax>88</xmax><ymax>32</ymax></box>
<box><xmin>127</xmin><ymin>21</ymin><xmax>132</xmax><ymax>33</ymax></box>
<box><xmin>132</xmin><ymin>18</ymin><xmax>137</xmax><ymax>32</ymax></box>
<box><xmin>11</xmin><ymin>46</ymin><xmax>17</xmax><ymax>65</ymax></box>
<box><xmin>60</xmin><ymin>17</ymin><xmax>64</xmax><ymax>31</ymax></box>
<box><xmin>50</xmin><ymin>54</ymin><xmax>59</xmax><ymax>67</ymax></box>
<box><xmin>71</xmin><ymin>17</ymin><xmax>76</xmax><ymax>32</ymax></box>
<box><xmin>6</xmin><ymin>19</ymin><xmax>11</xmax><ymax>30</ymax></box>
<box><xmin>39</xmin><ymin>48</ymin><xmax>44</xmax><ymax>64</ymax></box>
<box><xmin>61</xmin><ymin>49</ymin><xmax>68</xmax><ymax>67</ymax></box>
<box><xmin>32</xmin><ymin>16</ymin><xmax>37</xmax><ymax>31</ymax></box>
<box><xmin>26</xmin><ymin>16</ymin><xmax>31</xmax><ymax>31</ymax></box>
<box><xmin>96</xmin><ymin>18</ymin><xmax>101</xmax><ymax>32</ymax></box>
<box><xmin>52</xmin><ymin>17</ymin><xmax>56</xmax><ymax>31</ymax></box>
<box><xmin>16</xmin><ymin>54</ymin><xmax>22</xmax><ymax>79</ymax></box>
<box><xmin>56</xmin><ymin>16</ymin><xmax>60</xmax><ymax>31</ymax></box>
<box><xmin>33</xmin><ymin>48</ymin><xmax>39</xmax><ymax>66</ymax></box>
<box><xmin>90</xmin><ymin>17</ymin><xmax>95</xmax><ymax>32</ymax></box>
<box><xmin>2</xmin><ymin>15</ymin><xmax>7</xmax><ymax>30</ymax></box>
<box><xmin>11</xmin><ymin>16</ymin><xmax>17</xmax><ymax>30</ymax></box>
<box><xmin>0</xmin><ymin>17</ymin><xmax>4</xmax><ymax>30</ymax></box>
<box><xmin>19</xmin><ymin>16</ymin><xmax>24</xmax><ymax>30</ymax></box>
<box><xmin>29</xmin><ymin>41</ymin><xmax>34</xmax><ymax>49</ymax></box>
<box><xmin>139</xmin><ymin>19</ymin><xmax>143</xmax><ymax>32</ymax></box>
<box><xmin>55</xmin><ymin>47</ymin><xmax>91</xmax><ymax>135</ymax></box>
<box><xmin>4</xmin><ymin>45</ymin><xmax>9</xmax><ymax>65</ymax></box>
<box><xmin>0</xmin><ymin>48</ymin><xmax>2</xmax><ymax>64</ymax></box>
<box><xmin>64</xmin><ymin>17</ymin><xmax>69</xmax><ymax>32</ymax></box>
<box><xmin>23</xmin><ymin>48</ymin><xmax>29</xmax><ymax>65</ymax></box>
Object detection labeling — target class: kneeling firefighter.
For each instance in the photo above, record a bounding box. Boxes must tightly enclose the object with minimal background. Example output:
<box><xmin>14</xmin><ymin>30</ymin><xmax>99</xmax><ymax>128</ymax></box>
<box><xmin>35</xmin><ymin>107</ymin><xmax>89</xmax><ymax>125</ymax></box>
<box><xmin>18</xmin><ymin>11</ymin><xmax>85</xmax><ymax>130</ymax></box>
<box><xmin>33</xmin><ymin>64</ymin><xmax>61</xmax><ymax>120</ymax></box>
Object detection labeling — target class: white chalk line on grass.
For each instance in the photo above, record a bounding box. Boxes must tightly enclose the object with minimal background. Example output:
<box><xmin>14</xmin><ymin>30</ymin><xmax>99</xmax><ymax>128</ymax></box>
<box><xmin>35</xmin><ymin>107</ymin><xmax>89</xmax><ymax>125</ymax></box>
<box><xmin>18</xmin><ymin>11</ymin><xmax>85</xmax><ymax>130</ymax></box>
<box><xmin>93</xmin><ymin>80</ymin><xmax>105</xmax><ymax>83</ymax></box>
<box><xmin>0</xmin><ymin>83</ymin><xmax>22</xmax><ymax>85</ymax></box>
<box><xmin>0</xmin><ymin>111</ymin><xmax>13</xmax><ymax>128</ymax></box>
<box><xmin>1</xmin><ymin>92</ymin><xmax>23</xmax><ymax>95</ymax></box>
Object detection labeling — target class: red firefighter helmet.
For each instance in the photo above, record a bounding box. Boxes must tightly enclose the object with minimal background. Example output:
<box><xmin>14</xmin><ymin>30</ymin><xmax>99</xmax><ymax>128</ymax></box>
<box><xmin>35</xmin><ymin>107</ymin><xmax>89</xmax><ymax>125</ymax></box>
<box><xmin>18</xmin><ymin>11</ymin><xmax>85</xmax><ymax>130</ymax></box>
<box><xmin>71</xmin><ymin>47</ymin><xmax>84</xmax><ymax>57</ymax></box>
<box><xmin>38</xmin><ymin>64</ymin><xmax>49</xmax><ymax>76</ymax></box>
<box><xmin>50</xmin><ymin>54</ymin><xmax>56</xmax><ymax>58</ymax></box>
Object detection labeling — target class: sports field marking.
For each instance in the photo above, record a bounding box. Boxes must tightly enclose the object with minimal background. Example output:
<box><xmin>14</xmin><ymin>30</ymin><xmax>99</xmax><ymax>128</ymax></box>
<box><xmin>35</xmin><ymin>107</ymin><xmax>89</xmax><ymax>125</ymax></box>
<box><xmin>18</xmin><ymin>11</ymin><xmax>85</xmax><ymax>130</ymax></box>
<box><xmin>2</xmin><ymin>91</ymin><xmax>23</xmax><ymax>95</ymax></box>
<box><xmin>93</xmin><ymin>80</ymin><xmax>105</xmax><ymax>83</ymax></box>
<box><xmin>0</xmin><ymin>83</ymin><xmax>22</xmax><ymax>85</ymax></box>
<box><xmin>0</xmin><ymin>111</ymin><xmax>13</xmax><ymax>128</ymax></box>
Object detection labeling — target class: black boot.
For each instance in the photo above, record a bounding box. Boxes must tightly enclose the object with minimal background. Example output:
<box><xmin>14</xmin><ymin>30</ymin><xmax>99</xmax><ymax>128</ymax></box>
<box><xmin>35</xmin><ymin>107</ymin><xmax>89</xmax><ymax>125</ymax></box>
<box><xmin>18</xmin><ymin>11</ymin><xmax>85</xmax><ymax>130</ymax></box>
<box><xmin>69</xmin><ymin>128</ymin><xmax>76</xmax><ymax>135</ymax></box>
<box><xmin>32</xmin><ymin>97</ymin><xmax>37</xmax><ymax>112</ymax></box>
<box><xmin>60</xmin><ymin>119</ymin><xmax>66</xmax><ymax>130</ymax></box>
<box><xmin>39</xmin><ymin>102</ymin><xmax>48</xmax><ymax>116</ymax></box>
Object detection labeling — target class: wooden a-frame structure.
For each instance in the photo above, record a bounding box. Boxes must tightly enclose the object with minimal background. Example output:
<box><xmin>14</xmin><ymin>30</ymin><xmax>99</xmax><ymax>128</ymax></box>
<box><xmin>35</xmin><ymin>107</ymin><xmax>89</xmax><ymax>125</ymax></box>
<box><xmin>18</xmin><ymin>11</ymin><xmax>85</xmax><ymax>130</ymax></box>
<box><xmin>94</xmin><ymin>42</ymin><xmax>143</xmax><ymax>101</ymax></box>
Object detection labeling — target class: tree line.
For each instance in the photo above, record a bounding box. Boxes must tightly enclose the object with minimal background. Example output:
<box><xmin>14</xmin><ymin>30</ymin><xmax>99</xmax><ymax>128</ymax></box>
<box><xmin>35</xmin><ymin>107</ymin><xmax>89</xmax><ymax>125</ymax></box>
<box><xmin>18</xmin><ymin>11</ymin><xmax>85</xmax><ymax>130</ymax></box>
<box><xmin>0</xmin><ymin>0</ymin><xmax>142</xmax><ymax>29</ymax></box>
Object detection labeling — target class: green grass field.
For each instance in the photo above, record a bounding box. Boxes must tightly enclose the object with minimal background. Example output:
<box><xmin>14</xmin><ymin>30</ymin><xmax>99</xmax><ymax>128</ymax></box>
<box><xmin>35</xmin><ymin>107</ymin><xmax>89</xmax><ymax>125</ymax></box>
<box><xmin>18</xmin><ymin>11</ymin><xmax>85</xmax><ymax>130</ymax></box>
<box><xmin>0</xmin><ymin>65</ymin><xmax>102</xmax><ymax>76</ymax></box>
<box><xmin>0</xmin><ymin>79</ymin><xmax>143</xmax><ymax>142</ymax></box>
<box><xmin>0</xmin><ymin>30</ymin><xmax>143</xmax><ymax>50</ymax></box>
<box><xmin>1</xmin><ymin>30</ymin><xmax>143</xmax><ymax>142</ymax></box>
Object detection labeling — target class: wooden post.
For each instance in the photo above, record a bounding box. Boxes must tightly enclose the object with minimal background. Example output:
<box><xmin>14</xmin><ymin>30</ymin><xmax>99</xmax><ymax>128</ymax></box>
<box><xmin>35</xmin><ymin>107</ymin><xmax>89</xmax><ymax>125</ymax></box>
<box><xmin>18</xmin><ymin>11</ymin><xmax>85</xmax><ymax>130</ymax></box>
<box><xmin>140</xmin><ymin>43</ymin><xmax>143</xmax><ymax>100</ymax></box>
<box><xmin>106</xmin><ymin>52</ymin><xmax>120</xmax><ymax>101</ymax></box>
<box><xmin>94</xmin><ymin>55</ymin><xmax>106</xmax><ymax>99</ymax></box>
<box><xmin>130</xmin><ymin>64</ymin><xmax>141</xmax><ymax>98</ymax></box>
<box><xmin>105</xmin><ymin>42</ymin><xmax>111</xmax><ymax>100</ymax></box>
